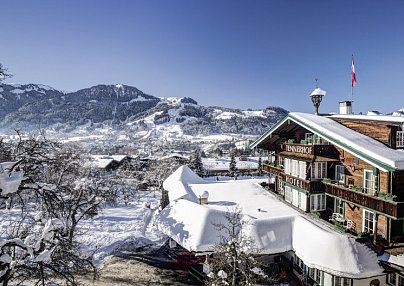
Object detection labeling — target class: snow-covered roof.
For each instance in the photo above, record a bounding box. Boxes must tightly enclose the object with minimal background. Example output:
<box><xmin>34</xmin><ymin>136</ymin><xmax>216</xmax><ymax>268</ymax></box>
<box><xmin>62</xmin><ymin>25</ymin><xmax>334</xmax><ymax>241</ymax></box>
<box><xmin>156</xmin><ymin>167</ymin><xmax>383</xmax><ymax>279</ymax></box>
<box><xmin>251</xmin><ymin>112</ymin><xmax>404</xmax><ymax>171</ymax></box>
<box><xmin>85</xmin><ymin>155</ymin><xmax>128</xmax><ymax>169</ymax></box>
<box><xmin>162</xmin><ymin>166</ymin><xmax>203</xmax><ymax>203</ymax></box>
<box><xmin>329</xmin><ymin>114</ymin><xmax>404</xmax><ymax>125</ymax></box>
<box><xmin>202</xmin><ymin>157</ymin><xmax>258</xmax><ymax>171</ymax></box>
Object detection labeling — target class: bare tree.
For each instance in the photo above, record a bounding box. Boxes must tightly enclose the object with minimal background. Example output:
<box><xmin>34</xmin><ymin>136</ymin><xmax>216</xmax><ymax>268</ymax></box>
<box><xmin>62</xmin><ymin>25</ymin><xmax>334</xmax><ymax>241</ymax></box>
<box><xmin>0</xmin><ymin>63</ymin><xmax>11</xmax><ymax>82</ymax></box>
<box><xmin>206</xmin><ymin>208</ymin><xmax>273</xmax><ymax>286</ymax></box>
<box><xmin>0</xmin><ymin>134</ymin><xmax>113</xmax><ymax>285</ymax></box>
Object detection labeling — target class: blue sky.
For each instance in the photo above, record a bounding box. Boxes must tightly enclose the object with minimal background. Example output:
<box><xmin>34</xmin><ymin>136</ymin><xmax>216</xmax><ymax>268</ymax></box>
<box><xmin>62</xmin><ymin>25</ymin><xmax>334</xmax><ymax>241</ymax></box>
<box><xmin>1</xmin><ymin>0</ymin><xmax>404</xmax><ymax>114</ymax></box>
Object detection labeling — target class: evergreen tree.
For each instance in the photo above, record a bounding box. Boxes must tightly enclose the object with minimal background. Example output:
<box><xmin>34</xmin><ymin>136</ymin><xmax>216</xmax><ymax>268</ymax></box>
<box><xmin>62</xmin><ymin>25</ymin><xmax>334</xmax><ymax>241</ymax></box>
<box><xmin>257</xmin><ymin>156</ymin><xmax>262</xmax><ymax>175</ymax></box>
<box><xmin>229</xmin><ymin>152</ymin><xmax>237</xmax><ymax>177</ymax></box>
<box><xmin>160</xmin><ymin>189</ymin><xmax>170</xmax><ymax>209</ymax></box>
<box><xmin>188</xmin><ymin>151</ymin><xmax>205</xmax><ymax>177</ymax></box>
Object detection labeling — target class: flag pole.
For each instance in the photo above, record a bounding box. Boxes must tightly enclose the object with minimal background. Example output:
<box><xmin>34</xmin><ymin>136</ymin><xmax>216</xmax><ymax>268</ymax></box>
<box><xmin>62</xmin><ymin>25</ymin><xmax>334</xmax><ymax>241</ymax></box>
<box><xmin>351</xmin><ymin>80</ymin><xmax>353</xmax><ymax>101</ymax></box>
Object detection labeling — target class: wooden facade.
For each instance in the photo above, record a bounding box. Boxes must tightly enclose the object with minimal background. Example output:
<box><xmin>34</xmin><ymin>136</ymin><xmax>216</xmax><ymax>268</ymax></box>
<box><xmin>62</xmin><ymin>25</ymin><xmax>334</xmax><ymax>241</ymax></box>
<box><xmin>333</xmin><ymin>118</ymin><xmax>399</xmax><ymax>148</ymax></box>
<box><xmin>257</xmin><ymin>115</ymin><xmax>404</xmax><ymax>243</ymax></box>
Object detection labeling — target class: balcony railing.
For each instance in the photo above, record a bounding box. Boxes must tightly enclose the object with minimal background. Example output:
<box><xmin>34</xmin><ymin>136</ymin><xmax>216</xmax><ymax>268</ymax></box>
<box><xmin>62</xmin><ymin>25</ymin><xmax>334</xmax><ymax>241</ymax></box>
<box><xmin>262</xmin><ymin>164</ymin><xmax>324</xmax><ymax>193</ymax></box>
<box><xmin>324</xmin><ymin>182</ymin><xmax>404</xmax><ymax>219</ymax></box>
<box><xmin>282</xmin><ymin>143</ymin><xmax>338</xmax><ymax>157</ymax></box>
<box><xmin>263</xmin><ymin>163</ymin><xmax>284</xmax><ymax>177</ymax></box>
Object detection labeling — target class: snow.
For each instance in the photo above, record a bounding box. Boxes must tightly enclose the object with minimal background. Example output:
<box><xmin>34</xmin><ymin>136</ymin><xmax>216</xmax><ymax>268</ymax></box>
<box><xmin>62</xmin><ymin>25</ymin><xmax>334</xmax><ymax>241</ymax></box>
<box><xmin>77</xmin><ymin>195</ymin><xmax>165</xmax><ymax>264</ymax></box>
<box><xmin>10</xmin><ymin>88</ymin><xmax>25</xmax><ymax>94</ymax></box>
<box><xmin>35</xmin><ymin>248</ymin><xmax>53</xmax><ymax>262</ymax></box>
<box><xmin>212</xmin><ymin>109</ymin><xmax>268</xmax><ymax>120</ymax></box>
<box><xmin>0</xmin><ymin>170</ymin><xmax>23</xmax><ymax>195</ymax></box>
<box><xmin>0</xmin><ymin>192</ymin><xmax>166</xmax><ymax>266</ymax></box>
<box><xmin>84</xmin><ymin>155</ymin><xmax>127</xmax><ymax>169</ymax></box>
<box><xmin>202</xmin><ymin>157</ymin><xmax>259</xmax><ymax>171</ymax></box>
<box><xmin>379</xmin><ymin>252</ymin><xmax>404</xmax><ymax>269</ymax></box>
<box><xmin>217</xmin><ymin>269</ymin><xmax>227</xmax><ymax>279</ymax></box>
<box><xmin>162</xmin><ymin>166</ymin><xmax>203</xmax><ymax>203</ymax></box>
<box><xmin>310</xmin><ymin>87</ymin><xmax>326</xmax><ymax>97</ymax></box>
<box><xmin>156</xmin><ymin>167</ymin><xmax>384</xmax><ymax>279</ymax></box>
<box><xmin>330</xmin><ymin>113</ymin><xmax>404</xmax><ymax>124</ymax></box>
<box><xmin>291</xmin><ymin>112</ymin><xmax>404</xmax><ymax>170</ymax></box>
<box><xmin>128</xmin><ymin>96</ymin><xmax>148</xmax><ymax>102</ymax></box>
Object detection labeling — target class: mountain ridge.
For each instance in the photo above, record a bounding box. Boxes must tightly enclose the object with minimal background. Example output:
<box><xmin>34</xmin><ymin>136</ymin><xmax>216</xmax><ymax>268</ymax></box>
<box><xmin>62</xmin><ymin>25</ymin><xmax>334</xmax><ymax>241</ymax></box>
<box><xmin>0</xmin><ymin>83</ymin><xmax>288</xmax><ymax>136</ymax></box>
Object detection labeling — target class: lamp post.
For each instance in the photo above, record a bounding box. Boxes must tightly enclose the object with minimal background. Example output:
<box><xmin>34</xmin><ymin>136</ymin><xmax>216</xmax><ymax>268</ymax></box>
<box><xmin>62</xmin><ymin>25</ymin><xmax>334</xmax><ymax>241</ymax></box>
<box><xmin>309</xmin><ymin>87</ymin><xmax>326</xmax><ymax>115</ymax></box>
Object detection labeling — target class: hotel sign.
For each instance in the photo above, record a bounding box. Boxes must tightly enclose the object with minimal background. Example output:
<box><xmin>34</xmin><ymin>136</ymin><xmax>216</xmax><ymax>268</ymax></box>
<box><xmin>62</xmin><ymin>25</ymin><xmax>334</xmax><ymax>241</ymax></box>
<box><xmin>285</xmin><ymin>175</ymin><xmax>305</xmax><ymax>189</ymax></box>
<box><xmin>285</xmin><ymin>144</ymin><xmax>313</xmax><ymax>155</ymax></box>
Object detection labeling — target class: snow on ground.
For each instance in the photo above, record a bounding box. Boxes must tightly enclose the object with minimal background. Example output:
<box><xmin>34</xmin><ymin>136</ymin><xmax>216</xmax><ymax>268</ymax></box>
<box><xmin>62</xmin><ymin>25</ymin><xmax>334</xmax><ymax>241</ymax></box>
<box><xmin>77</xmin><ymin>191</ymin><xmax>166</xmax><ymax>264</ymax></box>
<box><xmin>0</xmin><ymin>191</ymin><xmax>167</xmax><ymax>266</ymax></box>
<box><xmin>202</xmin><ymin>157</ymin><xmax>259</xmax><ymax>171</ymax></box>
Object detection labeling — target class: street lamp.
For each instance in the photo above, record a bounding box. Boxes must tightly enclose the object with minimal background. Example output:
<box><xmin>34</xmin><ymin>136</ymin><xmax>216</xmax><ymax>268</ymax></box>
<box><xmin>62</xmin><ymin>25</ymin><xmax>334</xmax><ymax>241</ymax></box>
<box><xmin>309</xmin><ymin>87</ymin><xmax>326</xmax><ymax>115</ymax></box>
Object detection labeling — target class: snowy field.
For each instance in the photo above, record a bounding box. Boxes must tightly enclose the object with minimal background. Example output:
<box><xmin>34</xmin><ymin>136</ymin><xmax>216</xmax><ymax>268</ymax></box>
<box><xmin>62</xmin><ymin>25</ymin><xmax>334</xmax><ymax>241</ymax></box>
<box><xmin>77</xmin><ymin>190</ymin><xmax>167</xmax><ymax>264</ymax></box>
<box><xmin>0</xmin><ymin>190</ymin><xmax>167</xmax><ymax>266</ymax></box>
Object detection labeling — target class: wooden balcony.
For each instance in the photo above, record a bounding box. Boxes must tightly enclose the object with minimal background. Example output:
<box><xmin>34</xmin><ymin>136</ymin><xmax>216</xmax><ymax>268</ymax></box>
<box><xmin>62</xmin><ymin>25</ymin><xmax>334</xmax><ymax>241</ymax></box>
<box><xmin>263</xmin><ymin>163</ymin><xmax>284</xmax><ymax>177</ymax></box>
<box><xmin>281</xmin><ymin>143</ymin><xmax>338</xmax><ymax>158</ymax></box>
<box><xmin>324</xmin><ymin>182</ymin><xmax>404</xmax><ymax>219</ymax></box>
<box><xmin>262</xmin><ymin>164</ymin><xmax>324</xmax><ymax>193</ymax></box>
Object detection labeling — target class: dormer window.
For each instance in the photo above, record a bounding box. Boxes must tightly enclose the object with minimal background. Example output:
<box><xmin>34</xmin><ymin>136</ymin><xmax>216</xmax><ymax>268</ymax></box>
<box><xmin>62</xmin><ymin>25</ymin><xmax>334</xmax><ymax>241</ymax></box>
<box><xmin>397</xmin><ymin>131</ymin><xmax>404</xmax><ymax>148</ymax></box>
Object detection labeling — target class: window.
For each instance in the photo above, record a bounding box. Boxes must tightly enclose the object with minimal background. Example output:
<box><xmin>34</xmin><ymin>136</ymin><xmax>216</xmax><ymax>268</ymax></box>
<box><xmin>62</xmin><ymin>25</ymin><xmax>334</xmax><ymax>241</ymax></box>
<box><xmin>285</xmin><ymin>186</ymin><xmax>292</xmax><ymax>203</ymax></box>
<box><xmin>387</xmin><ymin>274</ymin><xmax>396</xmax><ymax>286</ymax></box>
<box><xmin>278</xmin><ymin>179</ymin><xmax>284</xmax><ymax>195</ymax></box>
<box><xmin>294</xmin><ymin>254</ymin><xmax>305</xmax><ymax>270</ymax></box>
<box><xmin>335</xmin><ymin>165</ymin><xmax>345</xmax><ymax>184</ymax></box>
<box><xmin>310</xmin><ymin>194</ymin><xmax>326</xmax><ymax>211</ymax></box>
<box><xmin>364</xmin><ymin>169</ymin><xmax>377</xmax><ymax>195</ymax></box>
<box><xmin>298</xmin><ymin>192</ymin><xmax>307</xmax><ymax>211</ymax></box>
<box><xmin>278</xmin><ymin>156</ymin><xmax>284</xmax><ymax>167</ymax></box>
<box><xmin>284</xmin><ymin>158</ymin><xmax>291</xmax><ymax>175</ymax></box>
<box><xmin>397</xmin><ymin>131</ymin><xmax>404</xmax><ymax>148</ymax></box>
<box><xmin>305</xmin><ymin>133</ymin><xmax>313</xmax><ymax>144</ymax></box>
<box><xmin>311</xmin><ymin>162</ymin><xmax>327</xmax><ymax>179</ymax></box>
<box><xmin>285</xmin><ymin>158</ymin><xmax>306</xmax><ymax>179</ymax></box>
<box><xmin>308</xmin><ymin>267</ymin><xmax>321</xmax><ymax>283</ymax></box>
<box><xmin>334</xmin><ymin>276</ymin><xmax>352</xmax><ymax>286</ymax></box>
<box><xmin>363</xmin><ymin>209</ymin><xmax>375</xmax><ymax>234</ymax></box>
<box><xmin>299</xmin><ymin>161</ymin><xmax>306</xmax><ymax>179</ymax></box>
<box><xmin>399</xmin><ymin>274</ymin><xmax>404</xmax><ymax>286</ymax></box>
<box><xmin>335</xmin><ymin>198</ymin><xmax>344</xmax><ymax>215</ymax></box>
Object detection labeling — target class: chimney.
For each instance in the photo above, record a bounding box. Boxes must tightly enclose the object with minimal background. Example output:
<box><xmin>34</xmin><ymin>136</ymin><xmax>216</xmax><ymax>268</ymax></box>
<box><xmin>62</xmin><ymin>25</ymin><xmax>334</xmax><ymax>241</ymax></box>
<box><xmin>199</xmin><ymin>191</ymin><xmax>209</xmax><ymax>205</ymax></box>
<box><xmin>339</xmin><ymin>101</ymin><xmax>353</xmax><ymax>115</ymax></box>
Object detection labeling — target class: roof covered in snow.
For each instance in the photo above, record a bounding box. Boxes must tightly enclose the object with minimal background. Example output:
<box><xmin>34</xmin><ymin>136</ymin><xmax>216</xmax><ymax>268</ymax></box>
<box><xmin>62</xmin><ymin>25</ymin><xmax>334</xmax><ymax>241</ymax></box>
<box><xmin>202</xmin><ymin>157</ymin><xmax>259</xmax><ymax>171</ymax></box>
<box><xmin>156</xmin><ymin>167</ymin><xmax>384</xmax><ymax>279</ymax></box>
<box><xmin>85</xmin><ymin>155</ymin><xmax>128</xmax><ymax>169</ymax></box>
<box><xmin>329</xmin><ymin>114</ymin><xmax>404</xmax><ymax>125</ymax></box>
<box><xmin>250</xmin><ymin>112</ymin><xmax>404</xmax><ymax>171</ymax></box>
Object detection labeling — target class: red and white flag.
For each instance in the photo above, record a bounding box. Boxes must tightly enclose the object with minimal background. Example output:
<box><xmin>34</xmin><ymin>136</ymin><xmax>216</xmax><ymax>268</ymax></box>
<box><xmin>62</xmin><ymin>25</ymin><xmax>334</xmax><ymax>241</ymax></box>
<box><xmin>351</xmin><ymin>56</ymin><xmax>357</xmax><ymax>87</ymax></box>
